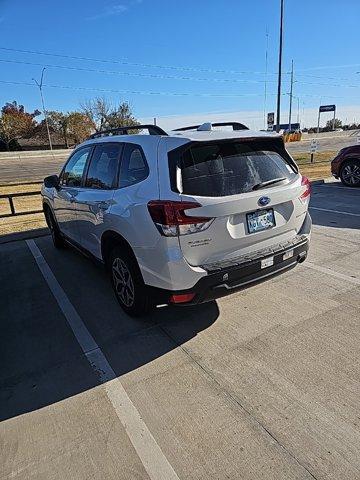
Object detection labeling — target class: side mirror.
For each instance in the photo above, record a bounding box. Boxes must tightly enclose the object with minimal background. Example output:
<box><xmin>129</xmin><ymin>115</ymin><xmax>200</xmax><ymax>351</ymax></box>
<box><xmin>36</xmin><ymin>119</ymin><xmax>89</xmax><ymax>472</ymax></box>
<box><xmin>44</xmin><ymin>175</ymin><xmax>60</xmax><ymax>189</ymax></box>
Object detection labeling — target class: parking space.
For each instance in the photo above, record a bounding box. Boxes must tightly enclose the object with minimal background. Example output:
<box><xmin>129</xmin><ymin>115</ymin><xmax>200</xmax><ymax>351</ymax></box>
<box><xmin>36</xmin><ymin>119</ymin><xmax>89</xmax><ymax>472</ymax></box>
<box><xmin>1</xmin><ymin>183</ymin><xmax>360</xmax><ymax>479</ymax></box>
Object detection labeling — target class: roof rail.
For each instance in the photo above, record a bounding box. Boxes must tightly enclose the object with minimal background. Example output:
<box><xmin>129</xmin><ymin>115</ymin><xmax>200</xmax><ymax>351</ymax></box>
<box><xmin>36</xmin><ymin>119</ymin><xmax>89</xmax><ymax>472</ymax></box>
<box><xmin>88</xmin><ymin>124</ymin><xmax>168</xmax><ymax>139</ymax></box>
<box><xmin>173</xmin><ymin>122</ymin><xmax>249</xmax><ymax>132</ymax></box>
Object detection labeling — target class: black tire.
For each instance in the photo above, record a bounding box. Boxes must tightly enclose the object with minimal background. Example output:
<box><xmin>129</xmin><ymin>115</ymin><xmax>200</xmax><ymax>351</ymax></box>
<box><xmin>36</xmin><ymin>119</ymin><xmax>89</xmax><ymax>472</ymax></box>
<box><xmin>44</xmin><ymin>207</ymin><xmax>65</xmax><ymax>249</ymax></box>
<box><xmin>109</xmin><ymin>246</ymin><xmax>153</xmax><ymax>317</ymax></box>
<box><xmin>340</xmin><ymin>159</ymin><xmax>360</xmax><ymax>187</ymax></box>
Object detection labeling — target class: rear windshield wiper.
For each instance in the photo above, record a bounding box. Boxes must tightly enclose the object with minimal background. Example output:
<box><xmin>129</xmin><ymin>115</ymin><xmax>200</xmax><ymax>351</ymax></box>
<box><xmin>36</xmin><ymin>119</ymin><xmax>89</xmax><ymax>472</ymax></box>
<box><xmin>252</xmin><ymin>177</ymin><xmax>287</xmax><ymax>191</ymax></box>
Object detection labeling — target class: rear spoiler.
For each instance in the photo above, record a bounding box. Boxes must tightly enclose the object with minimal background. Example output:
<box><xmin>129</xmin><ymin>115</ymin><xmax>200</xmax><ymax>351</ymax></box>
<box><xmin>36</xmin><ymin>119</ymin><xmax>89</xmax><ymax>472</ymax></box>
<box><xmin>173</xmin><ymin>122</ymin><xmax>249</xmax><ymax>132</ymax></box>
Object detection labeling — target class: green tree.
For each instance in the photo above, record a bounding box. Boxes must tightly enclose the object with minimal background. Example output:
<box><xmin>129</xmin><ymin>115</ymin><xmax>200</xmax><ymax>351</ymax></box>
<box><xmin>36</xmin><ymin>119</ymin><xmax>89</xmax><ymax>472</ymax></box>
<box><xmin>106</xmin><ymin>102</ymin><xmax>139</xmax><ymax>129</ymax></box>
<box><xmin>67</xmin><ymin>112</ymin><xmax>94</xmax><ymax>144</ymax></box>
<box><xmin>0</xmin><ymin>101</ymin><xmax>40</xmax><ymax>150</ymax></box>
<box><xmin>325</xmin><ymin>118</ymin><xmax>342</xmax><ymax>131</ymax></box>
<box><xmin>46</xmin><ymin>111</ymin><xmax>70</xmax><ymax>147</ymax></box>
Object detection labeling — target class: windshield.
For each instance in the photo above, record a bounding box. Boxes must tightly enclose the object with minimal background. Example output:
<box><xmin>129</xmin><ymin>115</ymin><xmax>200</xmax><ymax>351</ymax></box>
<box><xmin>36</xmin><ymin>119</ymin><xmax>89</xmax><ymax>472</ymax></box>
<box><xmin>178</xmin><ymin>141</ymin><xmax>297</xmax><ymax>197</ymax></box>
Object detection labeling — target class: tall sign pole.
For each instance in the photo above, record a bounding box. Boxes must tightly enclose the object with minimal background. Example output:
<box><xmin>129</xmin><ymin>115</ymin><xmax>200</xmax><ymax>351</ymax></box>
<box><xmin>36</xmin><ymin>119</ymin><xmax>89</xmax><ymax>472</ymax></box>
<box><xmin>318</xmin><ymin>104</ymin><xmax>336</xmax><ymax>132</ymax></box>
<box><xmin>276</xmin><ymin>0</ymin><xmax>284</xmax><ymax>133</ymax></box>
<box><xmin>288</xmin><ymin>59</ymin><xmax>294</xmax><ymax>131</ymax></box>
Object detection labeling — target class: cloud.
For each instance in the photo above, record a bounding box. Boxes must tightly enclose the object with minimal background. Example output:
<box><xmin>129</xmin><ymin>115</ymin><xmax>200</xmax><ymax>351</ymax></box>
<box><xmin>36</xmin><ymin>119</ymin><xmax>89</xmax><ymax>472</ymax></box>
<box><xmin>87</xmin><ymin>4</ymin><xmax>128</xmax><ymax>20</ymax></box>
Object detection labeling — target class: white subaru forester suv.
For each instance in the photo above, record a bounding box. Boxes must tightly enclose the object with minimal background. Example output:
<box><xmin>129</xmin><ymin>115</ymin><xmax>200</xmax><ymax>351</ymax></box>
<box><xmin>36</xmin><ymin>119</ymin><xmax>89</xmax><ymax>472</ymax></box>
<box><xmin>42</xmin><ymin>122</ymin><xmax>311</xmax><ymax>316</ymax></box>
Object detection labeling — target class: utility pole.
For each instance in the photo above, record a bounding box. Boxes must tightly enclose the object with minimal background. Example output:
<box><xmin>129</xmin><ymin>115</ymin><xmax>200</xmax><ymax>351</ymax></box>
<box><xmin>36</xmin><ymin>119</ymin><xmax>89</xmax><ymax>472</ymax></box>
<box><xmin>33</xmin><ymin>67</ymin><xmax>52</xmax><ymax>151</ymax></box>
<box><xmin>288</xmin><ymin>59</ymin><xmax>294</xmax><ymax>131</ymax></box>
<box><xmin>263</xmin><ymin>29</ymin><xmax>269</xmax><ymax>130</ymax></box>
<box><xmin>276</xmin><ymin>0</ymin><xmax>284</xmax><ymax>133</ymax></box>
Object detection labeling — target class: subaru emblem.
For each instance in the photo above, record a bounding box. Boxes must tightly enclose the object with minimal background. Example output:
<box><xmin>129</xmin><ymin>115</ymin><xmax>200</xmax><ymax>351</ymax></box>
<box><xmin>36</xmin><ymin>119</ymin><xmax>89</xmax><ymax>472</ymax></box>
<box><xmin>258</xmin><ymin>196</ymin><xmax>270</xmax><ymax>206</ymax></box>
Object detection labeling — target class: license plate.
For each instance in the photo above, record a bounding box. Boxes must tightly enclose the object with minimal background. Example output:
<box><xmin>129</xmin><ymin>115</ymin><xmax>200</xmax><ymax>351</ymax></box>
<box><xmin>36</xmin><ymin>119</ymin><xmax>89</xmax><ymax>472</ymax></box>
<box><xmin>261</xmin><ymin>256</ymin><xmax>274</xmax><ymax>269</ymax></box>
<box><xmin>247</xmin><ymin>208</ymin><xmax>275</xmax><ymax>234</ymax></box>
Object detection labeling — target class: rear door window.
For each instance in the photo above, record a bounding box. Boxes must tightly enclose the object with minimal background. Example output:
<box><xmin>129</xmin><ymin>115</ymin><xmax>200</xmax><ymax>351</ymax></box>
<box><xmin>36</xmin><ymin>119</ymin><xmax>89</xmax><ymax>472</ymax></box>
<box><xmin>178</xmin><ymin>141</ymin><xmax>297</xmax><ymax>196</ymax></box>
<box><xmin>119</xmin><ymin>144</ymin><xmax>149</xmax><ymax>188</ymax></box>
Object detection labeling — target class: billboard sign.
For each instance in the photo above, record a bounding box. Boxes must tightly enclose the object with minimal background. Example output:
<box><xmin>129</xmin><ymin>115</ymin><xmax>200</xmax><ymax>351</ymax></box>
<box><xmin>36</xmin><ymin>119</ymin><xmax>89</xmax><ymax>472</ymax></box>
<box><xmin>319</xmin><ymin>104</ymin><xmax>336</xmax><ymax>113</ymax></box>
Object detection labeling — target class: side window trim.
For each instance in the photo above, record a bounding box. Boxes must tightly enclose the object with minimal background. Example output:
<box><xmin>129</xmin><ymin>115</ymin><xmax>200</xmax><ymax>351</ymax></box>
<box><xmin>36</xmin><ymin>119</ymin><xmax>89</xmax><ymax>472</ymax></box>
<box><xmin>83</xmin><ymin>141</ymin><xmax>124</xmax><ymax>190</ymax></box>
<box><xmin>59</xmin><ymin>145</ymin><xmax>94</xmax><ymax>188</ymax></box>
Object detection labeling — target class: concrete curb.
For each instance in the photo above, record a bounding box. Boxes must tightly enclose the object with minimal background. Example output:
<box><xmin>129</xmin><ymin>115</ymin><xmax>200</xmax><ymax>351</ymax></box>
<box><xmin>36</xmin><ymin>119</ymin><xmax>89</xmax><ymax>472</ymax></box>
<box><xmin>0</xmin><ymin>228</ymin><xmax>49</xmax><ymax>245</ymax></box>
<box><xmin>311</xmin><ymin>177</ymin><xmax>339</xmax><ymax>185</ymax></box>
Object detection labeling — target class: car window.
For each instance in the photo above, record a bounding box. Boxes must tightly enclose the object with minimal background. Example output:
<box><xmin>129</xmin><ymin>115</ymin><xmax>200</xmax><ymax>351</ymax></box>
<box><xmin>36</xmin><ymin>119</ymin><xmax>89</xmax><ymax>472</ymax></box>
<box><xmin>60</xmin><ymin>147</ymin><xmax>92</xmax><ymax>187</ymax></box>
<box><xmin>119</xmin><ymin>144</ymin><xmax>149</xmax><ymax>188</ymax></box>
<box><xmin>178</xmin><ymin>141</ymin><xmax>297</xmax><ymax>197</ymax></box>
<box><xmin>85</xmin><ymin>143</ymin><xmax>122</xmax><ymax>190</ymax></box>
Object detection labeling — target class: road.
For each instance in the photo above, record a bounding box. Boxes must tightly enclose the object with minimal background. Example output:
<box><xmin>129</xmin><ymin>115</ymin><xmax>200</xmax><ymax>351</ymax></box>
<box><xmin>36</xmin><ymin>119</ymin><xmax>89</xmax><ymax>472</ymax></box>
<box><xmin>287</xmin><ymin>129</ymin><xmax>360</xmax><ymax>154</ymax></box>
<box><xmin>1</xmin><ymin>183</ymin><xmax>360</xmax><ymax>479</ymax></box>
<box><xmin>0</xmin><ymin>150</ymin><xmax>69</xmax><ymax>185</ymax></box>
<box><xmin>0</xmin><ymin>130</ymin><xmax>359</xmax><ymax>185</ymax></box>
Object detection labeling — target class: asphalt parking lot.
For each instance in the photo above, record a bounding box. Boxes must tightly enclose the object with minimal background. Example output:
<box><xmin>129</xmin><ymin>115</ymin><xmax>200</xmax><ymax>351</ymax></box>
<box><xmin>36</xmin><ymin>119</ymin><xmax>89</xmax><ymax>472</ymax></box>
<box><xmin>1</xmin><ymin>182</ymin><xmax>360</xmax><ymax>480</ymax></box>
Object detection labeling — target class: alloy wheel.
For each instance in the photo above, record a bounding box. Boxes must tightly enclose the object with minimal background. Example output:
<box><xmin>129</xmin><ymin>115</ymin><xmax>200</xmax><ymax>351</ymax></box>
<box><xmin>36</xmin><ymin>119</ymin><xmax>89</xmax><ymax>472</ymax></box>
<box><xmin>112</xmin><ymin>258</ymin><xmax>135</xmax><ymax>307</ymax></box>
<box><xmin>342</xmin><ymin>163</ymin><xmax>360</xmax><ymax>185</ymax></box>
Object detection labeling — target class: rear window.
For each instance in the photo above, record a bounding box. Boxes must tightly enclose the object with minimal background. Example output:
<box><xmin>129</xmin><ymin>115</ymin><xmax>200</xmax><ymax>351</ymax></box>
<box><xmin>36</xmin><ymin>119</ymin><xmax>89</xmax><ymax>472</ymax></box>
<box><xmin>177</xmin><ymin>141</ymin><xmax>297</xmax><ymax>197</ymax></box>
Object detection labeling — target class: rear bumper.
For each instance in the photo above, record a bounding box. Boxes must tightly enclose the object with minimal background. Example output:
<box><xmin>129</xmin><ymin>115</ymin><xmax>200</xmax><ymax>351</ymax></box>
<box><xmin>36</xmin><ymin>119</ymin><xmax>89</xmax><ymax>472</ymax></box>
<box><xmin>193</xmin><ymin>235</ymin><xmax>308</xmax><ymax>303</ymax></box>
<box><xmin>149</xmin><ymin>233</ymin><xmax>310</xmax><ymax>306</ymax></box>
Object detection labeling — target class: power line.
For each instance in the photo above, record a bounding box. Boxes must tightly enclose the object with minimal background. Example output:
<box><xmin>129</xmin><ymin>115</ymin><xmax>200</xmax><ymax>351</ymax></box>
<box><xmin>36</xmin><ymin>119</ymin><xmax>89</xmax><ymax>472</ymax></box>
<box><xmin>0</xmin><ymin>79</ymin><xmax>277</xmax><ymax>98</ymax></box>
<box><xmin>0</xmin><ymin>58</ymin><xmax>278</xmax><ymax>85</ymax></box>
<box><xmin>1</xmin><ymin>58</ymin><xmax>358</xmax><ymax>90</ymax></box>
<box><xmin>2</xmin><ymin>47</ymin><xmax>359</xmax><ymax>83</ymax></box>
<box><xmin>0</xmin><ymin>79</ymin><xmax>346</xmax><ymax>99</ymax></box>
<box><xmin>0</xmin><ymin>46</ymin><xmax>283</xmax><ymax>77</ymax></box>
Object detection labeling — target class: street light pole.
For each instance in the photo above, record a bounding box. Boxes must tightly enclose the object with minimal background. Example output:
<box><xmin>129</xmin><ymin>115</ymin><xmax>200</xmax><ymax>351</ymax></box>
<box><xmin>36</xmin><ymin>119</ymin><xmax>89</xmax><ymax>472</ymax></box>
<box><xmin>33</xmin><ymin>68</ymin><xmax>52</xmax><ymax>151</ymax></box>
<box><xmin>276</xmin><ymin>0</ymin><xmax>284</xmax><ymax>133</ymax></box>
<box><xmin>263</xmin><ymin>29</ymin><xmax>269</xmax><ymax>130</ymax></box>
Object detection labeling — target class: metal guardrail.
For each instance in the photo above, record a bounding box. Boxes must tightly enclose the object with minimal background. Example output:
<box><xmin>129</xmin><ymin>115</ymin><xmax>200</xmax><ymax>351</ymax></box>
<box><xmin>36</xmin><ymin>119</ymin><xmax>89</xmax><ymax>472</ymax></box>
<box><xmin>0</xmin><ymin>190</ymin><xmax>42</xmax><ymax>219</ymax></box>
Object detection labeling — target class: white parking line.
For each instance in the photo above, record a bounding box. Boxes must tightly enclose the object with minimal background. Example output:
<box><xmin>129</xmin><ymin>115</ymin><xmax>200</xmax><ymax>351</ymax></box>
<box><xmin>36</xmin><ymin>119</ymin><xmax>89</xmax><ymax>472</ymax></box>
<box><xmin>309</xmin><ymin>206</ymin><xmax>360</xmax><ymax>217</ymax></box>
<box><xmin>26</xmin><ymin>239</ymin><xmax>180</xmax><ymax>480</ymax></box>
<box><xmin>306</xmin><ymin>261</ymin><xmax>360</xmax><ymax>286</ymax></box>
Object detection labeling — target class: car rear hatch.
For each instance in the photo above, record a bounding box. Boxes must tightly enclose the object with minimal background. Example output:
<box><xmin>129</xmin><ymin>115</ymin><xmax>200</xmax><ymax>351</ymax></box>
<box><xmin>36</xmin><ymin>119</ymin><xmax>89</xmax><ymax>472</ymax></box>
<box><xmin>169</xmin><ymin>137</ymin><xmax>310</xmax><ymax>266</ymax></box>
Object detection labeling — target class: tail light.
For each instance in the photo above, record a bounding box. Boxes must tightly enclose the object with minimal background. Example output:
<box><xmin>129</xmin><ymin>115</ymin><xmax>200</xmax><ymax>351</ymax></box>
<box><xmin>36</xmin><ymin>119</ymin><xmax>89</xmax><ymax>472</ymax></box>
<box><xmin>147</xmin><ymin>200</ymin><xmax>214</xmax><ymax>237</ymax></box>
<box><xmin>299</xmin><ymin>176</ymin><xmax>311</xmax><ymax>203</ymax></box>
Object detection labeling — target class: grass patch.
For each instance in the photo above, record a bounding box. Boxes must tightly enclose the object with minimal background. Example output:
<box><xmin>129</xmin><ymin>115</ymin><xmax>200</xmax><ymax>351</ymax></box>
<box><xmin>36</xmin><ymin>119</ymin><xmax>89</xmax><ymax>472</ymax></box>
<box><xmin>299</xmin><ymin>163</ymin><xmax>332</xmax><ymax>180</ymax></box>
<box><xmin>292</xmin><ymin>151</ymin><xmax>336</xmax><ymax>165</ymax></box>
<box><xmin>0</xmin><ymin>183</ymin><xmax>42</xmax><ymax>195</ymax></box>
<box><xmin>0</xmin><ymin>183</ymin><xmax>46</xmax><ymax>236</ymax></box>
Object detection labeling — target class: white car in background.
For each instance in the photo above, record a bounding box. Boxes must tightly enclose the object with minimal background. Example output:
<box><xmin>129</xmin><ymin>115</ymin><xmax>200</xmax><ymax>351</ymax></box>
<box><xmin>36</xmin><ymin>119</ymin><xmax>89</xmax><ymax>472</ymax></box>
<box><xmin>42</xmin><ymin>122</ymin><xmax>311</xmax><ymax>316</ymax></box>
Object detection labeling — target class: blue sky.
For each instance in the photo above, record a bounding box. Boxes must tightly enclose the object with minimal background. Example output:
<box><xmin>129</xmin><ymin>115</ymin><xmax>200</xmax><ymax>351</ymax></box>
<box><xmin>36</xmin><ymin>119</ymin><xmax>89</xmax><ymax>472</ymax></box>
<box><xmin>0</xmin><ymin>0</ymin><xmax>359</xmax><ymax>128</ymax></box>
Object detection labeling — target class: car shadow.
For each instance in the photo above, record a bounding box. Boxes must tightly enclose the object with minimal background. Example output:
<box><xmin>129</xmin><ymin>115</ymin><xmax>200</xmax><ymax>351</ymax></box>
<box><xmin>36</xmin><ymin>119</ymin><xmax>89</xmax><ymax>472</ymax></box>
<box><xmin>309</xmin><ymin>183</ymin><xmax>360</xmax><ymax>230</ymax></box>
<box><xmin>0</xmin><ymin>236</ymin><xmax>219</xmax><ymax>422</ymax></box>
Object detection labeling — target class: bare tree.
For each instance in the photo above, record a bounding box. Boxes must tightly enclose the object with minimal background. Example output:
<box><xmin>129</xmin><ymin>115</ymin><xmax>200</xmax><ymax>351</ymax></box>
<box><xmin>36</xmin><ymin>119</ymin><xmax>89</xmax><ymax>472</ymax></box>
<box><xmin>81</xmin><ymin>97</ymin><xmax>139</xmax><ymax>131</ymax></box>
<box><xmin>80</xmin><ymin>97</ymin><xmax>112</xmax><ymax>132</ymax></box>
